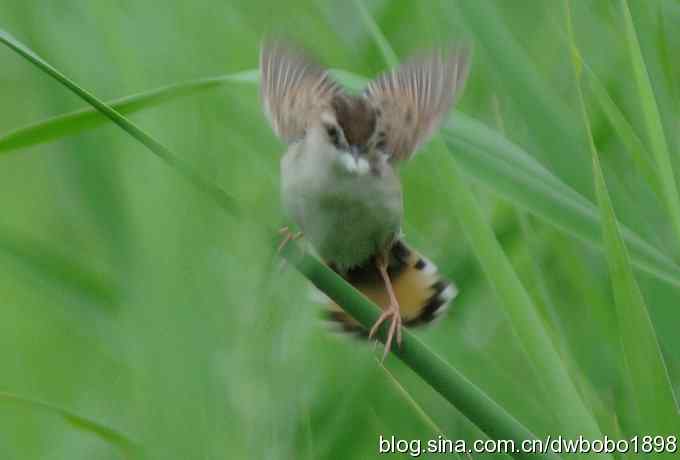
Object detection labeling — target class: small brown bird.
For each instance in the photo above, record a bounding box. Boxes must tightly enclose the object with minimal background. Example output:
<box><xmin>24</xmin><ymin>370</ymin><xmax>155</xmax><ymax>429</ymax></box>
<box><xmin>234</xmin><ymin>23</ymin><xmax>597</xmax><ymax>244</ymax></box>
<box><xmin>260</xmin><ymin>41</ymin><xmax>469</xmax><ymax>358</ymax></box>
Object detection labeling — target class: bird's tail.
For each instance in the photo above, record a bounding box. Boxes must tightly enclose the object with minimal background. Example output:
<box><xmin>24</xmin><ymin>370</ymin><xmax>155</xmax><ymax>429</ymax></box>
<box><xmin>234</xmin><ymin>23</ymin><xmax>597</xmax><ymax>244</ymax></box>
<box><xmin>323</xmin><ymin>240</ymin><xmax>457</xmax><ymax>335</ymax></box>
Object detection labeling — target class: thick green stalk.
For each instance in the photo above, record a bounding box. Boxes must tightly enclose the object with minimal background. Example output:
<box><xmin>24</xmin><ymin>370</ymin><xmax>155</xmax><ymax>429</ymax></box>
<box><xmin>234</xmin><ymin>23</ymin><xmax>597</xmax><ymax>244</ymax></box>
<box><xmin>287</xmin><ymin>246</ymin><xmax>558</xmax><ymax>460</ymax></box>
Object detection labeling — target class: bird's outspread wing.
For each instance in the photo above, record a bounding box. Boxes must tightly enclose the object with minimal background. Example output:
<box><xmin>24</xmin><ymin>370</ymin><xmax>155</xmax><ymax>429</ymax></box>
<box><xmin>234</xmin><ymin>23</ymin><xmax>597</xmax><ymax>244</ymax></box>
<box><xmin>365</xmin><ymin>47</ymin><xmax>469</xmax><ymax>162</ymax></box>
<box><xmin>260</xmin><ymin>41</ymin><xmax>341</xmax><ymax>144</ymax></box>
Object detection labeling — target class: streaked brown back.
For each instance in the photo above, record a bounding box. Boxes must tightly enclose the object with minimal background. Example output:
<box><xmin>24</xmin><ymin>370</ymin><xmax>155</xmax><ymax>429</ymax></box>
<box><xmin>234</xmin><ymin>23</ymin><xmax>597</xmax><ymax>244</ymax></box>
<box><xmin>331</xmin><ymin>95</ymin><xmax>376</xmax><ymax>147</ymax></box>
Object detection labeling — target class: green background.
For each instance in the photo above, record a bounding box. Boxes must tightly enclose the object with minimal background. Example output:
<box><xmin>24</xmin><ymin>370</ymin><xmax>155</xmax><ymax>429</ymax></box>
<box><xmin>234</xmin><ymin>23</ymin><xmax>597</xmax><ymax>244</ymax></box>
<box><xmin>1</xmin><ymin>1</ymin><xmax>679</xmax><ymax>459</ymax></box>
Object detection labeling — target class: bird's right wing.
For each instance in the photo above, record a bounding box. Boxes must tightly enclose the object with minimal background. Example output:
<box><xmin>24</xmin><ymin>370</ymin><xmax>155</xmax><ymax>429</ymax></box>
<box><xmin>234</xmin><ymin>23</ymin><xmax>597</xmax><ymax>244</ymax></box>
<box><xmin>260</xmin><ymin>41</ymin><xmax>341</xmax><ymax>144</ymax></box>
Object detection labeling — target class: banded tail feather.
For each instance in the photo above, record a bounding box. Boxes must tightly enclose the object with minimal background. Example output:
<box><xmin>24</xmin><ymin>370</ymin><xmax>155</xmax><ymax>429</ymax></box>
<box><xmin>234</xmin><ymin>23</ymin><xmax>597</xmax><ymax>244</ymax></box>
<box><xmin>321</xmin><ymin>240</ymin><xmax>457</xmax><ymax>335</ymax></box>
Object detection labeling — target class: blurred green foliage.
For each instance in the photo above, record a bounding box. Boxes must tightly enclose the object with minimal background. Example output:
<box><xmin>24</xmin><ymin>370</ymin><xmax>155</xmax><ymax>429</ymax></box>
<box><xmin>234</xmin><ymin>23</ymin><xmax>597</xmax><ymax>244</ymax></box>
<box><xmin>1</xmin><ymin>1</ymin><xmax>680</xmax><ymax>459</ymax></box>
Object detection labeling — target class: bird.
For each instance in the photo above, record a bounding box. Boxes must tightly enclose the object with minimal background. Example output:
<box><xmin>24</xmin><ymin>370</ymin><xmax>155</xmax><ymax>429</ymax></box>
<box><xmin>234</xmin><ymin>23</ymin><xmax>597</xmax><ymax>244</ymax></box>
<box><xmin>259</xmin><ymin>40</ymin><xmax>469</xmax><ymax>359</ymax></box>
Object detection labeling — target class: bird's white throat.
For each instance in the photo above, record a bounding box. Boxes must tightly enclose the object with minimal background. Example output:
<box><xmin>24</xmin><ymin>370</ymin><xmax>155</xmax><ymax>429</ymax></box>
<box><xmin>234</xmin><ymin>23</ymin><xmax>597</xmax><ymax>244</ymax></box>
<box><xmin>337</xmin><ymin>152</ymin><xmax>371</xmax><ymax>176</ymax></box>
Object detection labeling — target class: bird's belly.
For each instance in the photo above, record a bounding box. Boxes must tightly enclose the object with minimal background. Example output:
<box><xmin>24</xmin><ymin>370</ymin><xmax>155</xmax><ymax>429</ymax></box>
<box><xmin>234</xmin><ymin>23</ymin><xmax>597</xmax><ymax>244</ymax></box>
<box><xmin>283</xmin><ymin>172</ymin><xmax>402</xmax><ymax>269</ymax></box>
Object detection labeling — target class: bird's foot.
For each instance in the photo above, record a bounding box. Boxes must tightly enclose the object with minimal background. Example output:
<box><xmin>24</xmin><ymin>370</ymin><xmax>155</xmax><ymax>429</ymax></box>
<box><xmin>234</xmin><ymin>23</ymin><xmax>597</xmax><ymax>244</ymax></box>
<box><xmin>277</xmin><ymin>226</ymin><xmax>303</xmax><ymax>253</ymax></box>
<box><xmin>368</xmin><ymin>301</ymin><xmax>403</xmax><ymax>362</ymax></box>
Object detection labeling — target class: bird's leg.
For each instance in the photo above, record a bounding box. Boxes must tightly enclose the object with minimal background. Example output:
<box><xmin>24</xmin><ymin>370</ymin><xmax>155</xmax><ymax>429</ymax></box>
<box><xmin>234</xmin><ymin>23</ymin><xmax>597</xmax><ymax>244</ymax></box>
<box><xmin>368</xmin><ymin>252</ymin><xmax>403</xmax><ymax>361</ymax></box>
<box><xmin>277</xmin><ymin>226</ymin><xmax>303</xmax><ymax>253</ymax></box>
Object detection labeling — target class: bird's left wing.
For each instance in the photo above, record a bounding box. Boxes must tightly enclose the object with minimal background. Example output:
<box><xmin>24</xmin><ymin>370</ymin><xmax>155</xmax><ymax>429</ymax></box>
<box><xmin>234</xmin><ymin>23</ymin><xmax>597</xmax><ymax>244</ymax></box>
<box><xmin>364</xmin><ymin>47</ymin><xmax>469</xmax><ymax>162</ymax></box>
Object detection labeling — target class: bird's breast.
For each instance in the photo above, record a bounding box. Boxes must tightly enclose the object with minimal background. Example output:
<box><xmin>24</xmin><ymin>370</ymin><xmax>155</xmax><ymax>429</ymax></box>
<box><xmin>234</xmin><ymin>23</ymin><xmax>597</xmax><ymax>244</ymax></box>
<box><xmin>281</xmin><ymin>148</ymin><xmax>402</xmax><ymax>269</ymax></box>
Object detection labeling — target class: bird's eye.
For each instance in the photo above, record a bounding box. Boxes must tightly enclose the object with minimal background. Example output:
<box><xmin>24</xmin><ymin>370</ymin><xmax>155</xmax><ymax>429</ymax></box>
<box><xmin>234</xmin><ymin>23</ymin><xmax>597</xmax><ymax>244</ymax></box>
<box><xmin>325</xmin><ymin>124</ymin><xmax>340</xmax><ymax>147</ymax></box>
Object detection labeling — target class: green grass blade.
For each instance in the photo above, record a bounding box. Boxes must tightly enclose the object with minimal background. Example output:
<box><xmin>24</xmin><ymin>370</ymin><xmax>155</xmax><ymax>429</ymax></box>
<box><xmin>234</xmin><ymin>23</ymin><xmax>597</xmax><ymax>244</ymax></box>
<box><xmin>352</xmin><ymin>0</ymin><xmax>399</xmax><ymax>68</ymax></box>
<box><xmin>0</xmin><ymin>71</ymin><xmax>256</xmax><ymax>153</ymax></box>
<box><xmin>378</xmin><ymin>363</ymin><xmax>497</xmax><ymax>460</ymax></box>
<box><xmin>566</xmin><ymin>3</ymin><xmax>680</xmax><ymax>445</ymax></box>
<box><xmin>432</xmin><ymin>137</ymin><xmax>609</xmax><ymax>458</ymax></box>
<box><xmin>620</xmin><ymin>0</ymin><xmax>680</xmax><ymax>249</ymax></box>
<box><xmin>517</xmin><ymin>213</ymin><xmax>565</xmax><ymax>340</ymax></box>
<box><xmin>453</xmin><ymin>0</ymin><xmax>591</xmax><ymax>195</ymax></box>
<box><xmin>442</xmin><ymin>116</ymin><xmax>680</xmax><ymax>289</ymax></box>
<box><xmin>592</xmin><ymin>152</ymin><xmax>680</xmax><ymax>448</ymax></box>
<box><xmin>0</xmin><ymin>391</ymin><xmax>139</xmax><ymax>458</ymax></box>
<box><xmin>0</xmin><ymin>28</ymin><xmax>560</xmax><ymax>460</ymax></box>
<box><xmin>581</xmin><ymin>61</ymin><xmax>661</xmax><ymax>197</ymax></box>
<box><xmin>378</xmin><ymin>362</ymin><xmax>446</xmax><ymax>437</ymax></box>
<box><xmin>0</xmin><ymin>30</ymin><xmax>243</xmax><ymax>221</ymax></box>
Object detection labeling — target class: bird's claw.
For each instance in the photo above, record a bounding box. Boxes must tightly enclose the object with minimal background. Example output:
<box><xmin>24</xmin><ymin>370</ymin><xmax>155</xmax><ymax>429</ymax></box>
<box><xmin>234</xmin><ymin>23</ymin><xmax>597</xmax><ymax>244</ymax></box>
<box><xmin>277</xmin><ymin>226</ymin><xmax>303</xmax><ymax>253</ymax></box>
<box><xmin>368</xmin><ymin>303</ymin><xmax>403</xmax><ymax>362</ymax></box>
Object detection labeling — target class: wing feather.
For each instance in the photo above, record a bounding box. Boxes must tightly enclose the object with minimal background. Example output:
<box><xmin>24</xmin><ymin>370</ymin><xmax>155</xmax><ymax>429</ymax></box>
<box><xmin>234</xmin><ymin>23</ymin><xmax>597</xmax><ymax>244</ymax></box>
<box><xmin>260</xmin><ymin>41</ymin><xmax>340</xmax><ymax>144</ymax></box>
<box><xmin>365</xmin><ymin>47</ymin><xmax>470</xmax><ymax>162</ymax></box>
